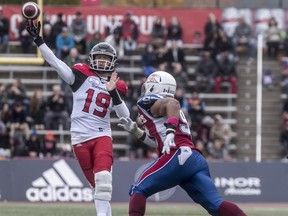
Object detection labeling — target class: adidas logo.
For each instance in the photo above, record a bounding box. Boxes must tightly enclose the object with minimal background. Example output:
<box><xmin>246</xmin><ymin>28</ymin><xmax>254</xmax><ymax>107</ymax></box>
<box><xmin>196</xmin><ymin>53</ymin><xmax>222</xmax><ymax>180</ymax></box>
<box><xmin>26</xmin><ymin>159</ymin><xmax>93</xmax><ymax>202</ymax></box>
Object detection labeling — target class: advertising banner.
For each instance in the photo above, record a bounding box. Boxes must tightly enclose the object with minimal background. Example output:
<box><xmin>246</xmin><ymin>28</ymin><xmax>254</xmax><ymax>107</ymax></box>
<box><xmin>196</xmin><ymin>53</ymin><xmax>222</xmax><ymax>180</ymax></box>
<box><xmin>3</xmin><ymin>5</ymin><xmax>221</xmax><ymax>43</ymax></box>
<box><xmin>0</xmin><ymin>159</ymin><xmax>288</xmax><ymax>203</ymax></box>
<box><xmin>2</xmin><ymin>5</ymin><xmax>288</xmax><ymax>46</ymax></box>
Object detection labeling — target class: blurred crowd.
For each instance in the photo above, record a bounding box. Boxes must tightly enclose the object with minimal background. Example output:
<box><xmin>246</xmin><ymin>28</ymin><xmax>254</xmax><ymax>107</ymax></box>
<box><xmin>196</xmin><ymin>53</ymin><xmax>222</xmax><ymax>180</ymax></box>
<box><xmin>1</xmin><ymin>8</ymin><xmax>288</xmax><ymax>160</ymax></box>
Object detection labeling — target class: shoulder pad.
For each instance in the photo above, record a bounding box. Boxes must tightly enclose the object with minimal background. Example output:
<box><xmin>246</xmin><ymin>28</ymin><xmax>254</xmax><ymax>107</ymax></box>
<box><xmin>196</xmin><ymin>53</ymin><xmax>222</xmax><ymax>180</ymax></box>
<box><xmin>72</xmin><ymin>63</ymin><xmax>95</xmax><ymax>77</ymax></box>
<box><xmin>137</xmin><ymin>94</ymin><xmax>162</xmax><ymax>111</ymax></box>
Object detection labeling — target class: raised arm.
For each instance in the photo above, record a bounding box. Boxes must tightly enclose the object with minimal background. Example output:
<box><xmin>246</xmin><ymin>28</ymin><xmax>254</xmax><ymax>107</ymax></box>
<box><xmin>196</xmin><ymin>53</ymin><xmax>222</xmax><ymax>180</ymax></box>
<box><xmin>26</xmin><ymin>20</ymin><xmax>75</xmax><ymax>85</ymax></box>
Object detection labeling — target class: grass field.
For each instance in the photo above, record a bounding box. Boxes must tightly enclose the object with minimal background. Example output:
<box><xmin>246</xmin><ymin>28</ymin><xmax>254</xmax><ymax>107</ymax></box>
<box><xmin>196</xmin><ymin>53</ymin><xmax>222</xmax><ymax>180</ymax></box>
<box><xmin>0</xmin><ymin>202</ymin><xmax>288</xmax><ymax>216</ymax></box>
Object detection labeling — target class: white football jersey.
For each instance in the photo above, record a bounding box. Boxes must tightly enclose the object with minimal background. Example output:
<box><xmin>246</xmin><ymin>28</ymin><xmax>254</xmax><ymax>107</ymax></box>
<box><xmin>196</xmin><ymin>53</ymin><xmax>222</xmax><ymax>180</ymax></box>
<box><xmin>70</xmin><ymin>63</ymin><xmax>113</xmax><ymax>145</ymax></box>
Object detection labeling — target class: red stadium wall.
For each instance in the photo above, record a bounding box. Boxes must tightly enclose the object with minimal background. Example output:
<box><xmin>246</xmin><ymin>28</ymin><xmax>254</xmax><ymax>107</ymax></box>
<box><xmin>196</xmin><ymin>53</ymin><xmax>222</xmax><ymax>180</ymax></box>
<box><xmin>2</xmin><ymin>5</ymin><xmax>221</xmax><ymax>43</ymax></box>
<box><xmin>2</xmin><ymin>5</ymin><xmax>288</xmax><ymax>45</ymax></box>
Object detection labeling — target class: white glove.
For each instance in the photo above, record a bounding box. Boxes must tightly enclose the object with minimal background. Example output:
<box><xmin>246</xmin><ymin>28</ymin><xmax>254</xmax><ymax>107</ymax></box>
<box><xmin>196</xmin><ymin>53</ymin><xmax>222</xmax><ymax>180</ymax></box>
<box><xmin>118</xmin><ymin>117</ymin><xmax>144</xmax><ymax>138</ymax></box>
<box><xmin>162</xmin><ymin>133</ymin><xmax>176</xmax><ymax>154</ymax></box>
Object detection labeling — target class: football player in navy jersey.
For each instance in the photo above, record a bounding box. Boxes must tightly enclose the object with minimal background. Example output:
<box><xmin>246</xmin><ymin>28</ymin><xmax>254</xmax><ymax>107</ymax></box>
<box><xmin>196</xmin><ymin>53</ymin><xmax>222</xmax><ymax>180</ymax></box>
<box><xmin>26</xmin><ymin>20</ymin><xmax>129</xmax><ymax>216</ymax></box>
<box><xmin>118</xmin><ymin>71</ymin><xmax>247</xmax><ymax>216</ymax></box>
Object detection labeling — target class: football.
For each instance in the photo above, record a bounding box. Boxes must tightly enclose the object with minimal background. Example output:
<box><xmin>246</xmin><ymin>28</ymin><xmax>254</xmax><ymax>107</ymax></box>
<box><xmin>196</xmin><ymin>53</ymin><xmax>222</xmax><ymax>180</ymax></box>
<box><xmin>21</xmin><ymin>1</ymin><xmax>40</xmax><ymax>20</ymax></box>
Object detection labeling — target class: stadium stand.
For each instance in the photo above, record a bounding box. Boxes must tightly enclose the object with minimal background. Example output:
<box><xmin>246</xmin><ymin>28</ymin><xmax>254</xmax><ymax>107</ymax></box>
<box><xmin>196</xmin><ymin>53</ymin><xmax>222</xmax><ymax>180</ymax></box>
<box><xmin>1</xmin><ymin>38</ymin><xmax>285</xmax><ymax>161</ymax></box>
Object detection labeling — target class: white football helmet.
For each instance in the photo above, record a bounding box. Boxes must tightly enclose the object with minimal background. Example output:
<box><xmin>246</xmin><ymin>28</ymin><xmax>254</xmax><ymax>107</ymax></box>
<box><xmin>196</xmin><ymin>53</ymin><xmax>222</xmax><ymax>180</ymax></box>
<box><xmin>141</xmin><ymin>71</ymin><xmax>177</xmax><ymax>97</ymax></box>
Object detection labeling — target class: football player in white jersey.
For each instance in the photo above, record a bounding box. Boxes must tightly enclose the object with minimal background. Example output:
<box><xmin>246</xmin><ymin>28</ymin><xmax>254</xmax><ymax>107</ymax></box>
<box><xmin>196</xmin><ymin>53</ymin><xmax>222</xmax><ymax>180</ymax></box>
<box><xmin>118</xmin><ymin>71</ymin><xmax>247</xmax><ymax>216</ymax></box>
<box><xmin>26</xmin><ymin>20</ymin><xmax>130</xmax><ymax>216</ymax></box>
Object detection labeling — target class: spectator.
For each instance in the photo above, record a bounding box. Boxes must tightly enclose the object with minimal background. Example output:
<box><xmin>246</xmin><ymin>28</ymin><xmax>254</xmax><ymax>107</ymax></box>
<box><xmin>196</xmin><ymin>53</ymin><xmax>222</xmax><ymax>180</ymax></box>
<box><xmin>9</xmin><ymin>101</ymin><xmax>30</xmax><ymax>142</ymax></box>
<box><xmin>0</xmin><ymin>6</ymin><xmax>9</xmax><ymax>52</ymax></box>
<box><xmin>63</xmin><ymin>47</ymin><xmax>82</xmax><ymax>114</ymax></box>
<box><xmin>194</xmin><ymin>51</ymin><xmax>216</xmax><ymax>93</ymax></box>
<box><xmin>280</xmin><ymin>121</ymin><xmax>288</xmax><ymax>159</ymax></box>
<box><xmin>0</xmin><ymin>83</ymin><xmax>8</xmax><ymax>109</ymax></box>
<box><xmin>11</xmin><ymin>133</ymin><xmax>29</xmax><ymax>157</ymax></box>
<box><xmin>105</xmin><ymin>26</ymin><xmax>124</xmax><ymax>57</ymax></box>
<box><xmin>282</xmin><ymin>60</ymin><xmax>288</xmax><ymax>94</ymax></box>
<box><xmin>1</xmin><ymin>103</ymin><xmax>9</xmax><ymax>125</ymax></box>
<box><xmin>43</xmin><ymin>131</ymin><xmax>56</xmax><ymax>157</ymax></box>
<box><xmin>165</xmin><ymin>40</ymin><xmax>187</xmax><ymax>72</ymax></box>
<box><xmin>187</xmin><ymin>92</ymin><xmax>206</xmax><ymax>132</ymax></box>
<box><xmin>265</xmin><ymin>17</ymin><xmax>282</xmax><ymax>59</ymax></box>
<box><xmin>63</xmin><ymin>47</ymin><xmax>82</xmax><ymax>68</ymax></box>
<box><xmin>28</xmin><ymin>89</ymin><xmax>46</xmax><ymax>130</ymax></box>
<box><xmin>166</xmin><ymin>16</ymin><xmax>183</xmax><ymax>48</ymax></box>
<box><xmin>203</xmin><ymin>31</ymin><xmax>219</xmax><ymax>61</ymax></box>
<box><xmin>263</xmin><ymin>68</ymin><xmax>276</xmax><ymax>90</ymax></box>
<box><xmin>55</xmin><ymin>26</ymin><xmax>75</xmax><ymax>60</ymax></box>
<box><xmin>174</xmin><ymin>87</ymin><xmax>189</xmax><ymax>112</ymax></box>
<box><xmin>0</xmin><ymin>116</ymin><xmax>10</xmax><ymax>158</ymax></box>
<box><xmin>170</xmin><ymin>62</ymin><xmax>187</xmax><ymax>90</ymax></box>
<box><xmin>18</xmin><ymin>18</ymin><xmax>33</xmax><ymax>53</ymax></box>
<box><xmin>214</xmin><ymin>51</ymin><xmax>238</xmax><ymax>94</ymax></box>
<box><xmin>105</xmin><ymin>16</ymin><xmax>121</xmax><ymax>38</ymax></box>
<box><xmin>42</xmin><ymin>12</ymin><xmax>51</xmax><ymax>26</ymax></box>
<box><xmin>216</xmin><ymin>29</ymin><xmax>235</xmax><ymax>61</ymax></box>
<box><xmin>174</xmin><ymin>87</ymin><xmax>191</xmax><ymax>129</ymax></box>
<box><xmin>206</xmin><ymin>138</ymin><xmax>231</xmax><ymax>161</ymax></box>
<box><xmin>141</xmin><ymin>43</ymin><xmax>157</xmax><ymax>77</ymax></box>
<box><xmin>43</xmin><ymin>84</ymin><xmax>70</xmax><ymax>130</ymax></box>
<box><xmin>210</xmin><ymin>114</ymin><xmax>234</xmax><ymax>148</ymax></box>
<box><xmin>121</xmin><ymin>11</ymin><xmax>138</xmax><ymax>55</ymax></box>
<box><xmin>281</xmin><ymin>98</ymin><xmax>288</xmax><ymax>128</ymax></box>
<box><xmin>233</xmin><ymin>16</ymin><xmax>256</xmax><ymax>63</ymax></box>
<box><xmin>192</xmin><ymin>31</ymin><xmax>204</xmax><ymax>54</ymax></box>
<box><xmin>70</xmin><ymin>11</ymin><xmax>87</xmax><ymax>55</ymax></box>
<box><xmin>6</xmin><ymin>79</ymin><xmax>29</xmax><ymax>109</ymax></box>
<box><xmin>204</xmin><ymin>13</ymin><xmax>222</xmax><ymax>39</ymax></box>
<box><xmin>52</xmin><ymin>12</ymin><xmax>67</xmax><ymax>40</ymax></box>
<box><xmin>25</xmin><ymin>130</ymin><xmax>42</xmax><ymax>157</ymax></box>
<box><xmin>150</xmin><ymin>16</ymin><xmax>166</xmax><ymax>49</ymax></box>
<box><xmin>194</xmin><ymin>115</ymin><xmax>214</xmax><ymax>153</ymax></box>
<box><xmin>43</xmin><ymin>23</ymin><xmax>55</xmax><ymax>52</ymax></box>
<box><xmin>155</xmin><ymin>45</ymin><xmax>168</xmax><ymax>71</ymax></box>
<box><xmin>192</xmin><ymin>31</ymin><xmax>203</xmax><ymax>45</ymax></box>
<box><xmin>87</xmin><ymin>31</ymin><xmax>102</xmax><ymax>53</ymax></box>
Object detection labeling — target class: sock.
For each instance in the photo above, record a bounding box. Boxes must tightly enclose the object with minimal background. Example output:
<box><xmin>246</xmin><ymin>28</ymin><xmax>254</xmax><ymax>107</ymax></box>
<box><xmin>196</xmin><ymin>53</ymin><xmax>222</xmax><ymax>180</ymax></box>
<box><xmin>129</xmin><ymin>193</ymin><xmax>146</xmax><ymax>216</ymax></box>
<box><xmin>94</xmin><ymin>199</ymin><xmax>110</xmax><ymax>216</ymax></box>
<box><xmin>107</xmin><ymin>202</ymin><xmax>112</xmax><ymax>216</ymax></box>
<box><xmin>218</xmin><ymin>201</ymin><xmax>247</xmax><ymax>216</ymax></box>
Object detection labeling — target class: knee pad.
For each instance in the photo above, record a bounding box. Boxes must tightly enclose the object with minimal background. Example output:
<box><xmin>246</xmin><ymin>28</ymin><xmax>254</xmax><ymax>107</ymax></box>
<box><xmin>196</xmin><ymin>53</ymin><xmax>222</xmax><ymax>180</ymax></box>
<box><xmin>94</xmin><ymin>170</ymin><xmax>112</xmax><ymax>201</ymax></box>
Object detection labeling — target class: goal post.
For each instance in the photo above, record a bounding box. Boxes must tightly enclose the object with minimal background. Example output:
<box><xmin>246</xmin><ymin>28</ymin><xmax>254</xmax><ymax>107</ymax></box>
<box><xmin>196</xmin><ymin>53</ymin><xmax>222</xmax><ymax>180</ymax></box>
<box><xmin>0</xmin><ymin>0</ymin><xmax>44</xmax><ymax>65</ymax></box>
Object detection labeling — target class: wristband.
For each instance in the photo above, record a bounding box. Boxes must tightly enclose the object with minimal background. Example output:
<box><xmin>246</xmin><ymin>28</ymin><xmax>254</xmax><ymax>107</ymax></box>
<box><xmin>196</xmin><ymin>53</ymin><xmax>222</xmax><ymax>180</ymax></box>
<box><xmin>108</xmin><ymin>88</ymin><xmax>122</xmax><ymax>105</ymax></box>
<box><xmin>34</xmin><ymin>36</ymin><xmax>44</xmax><ymax>47</ymax></box>
<box><xmin>165</xmin><ymin>117</ymin><xmax>179</xmax><ymax>126</ymax></box>
<box><xmin>164</xmin><ymin>117</ymin><xmax>179</xmax><ymax>135</ymax></box>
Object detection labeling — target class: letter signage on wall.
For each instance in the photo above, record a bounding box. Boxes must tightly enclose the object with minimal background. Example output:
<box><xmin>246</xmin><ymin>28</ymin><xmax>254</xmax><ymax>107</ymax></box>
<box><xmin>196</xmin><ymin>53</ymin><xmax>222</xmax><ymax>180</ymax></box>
<box><xmin>0</xmin><ymin>159</ymin><xmax>288</xmax><ymax>203</ymax></box>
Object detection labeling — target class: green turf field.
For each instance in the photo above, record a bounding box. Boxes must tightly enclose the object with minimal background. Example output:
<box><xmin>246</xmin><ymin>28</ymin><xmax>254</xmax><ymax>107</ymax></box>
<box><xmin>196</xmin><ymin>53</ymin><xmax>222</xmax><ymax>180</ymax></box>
<box><xmin>0</xmin><ymin>202</ymin><xmax>288</xmax><ymax>216</ymax></box>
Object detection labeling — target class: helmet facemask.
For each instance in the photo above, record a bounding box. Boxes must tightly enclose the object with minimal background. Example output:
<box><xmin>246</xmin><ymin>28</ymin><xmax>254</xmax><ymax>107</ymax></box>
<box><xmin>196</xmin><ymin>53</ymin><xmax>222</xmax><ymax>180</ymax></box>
<box><xmin>88</xmin><ymin>42</ymin><xmax>118</xmax><ymax>76</ymax></box>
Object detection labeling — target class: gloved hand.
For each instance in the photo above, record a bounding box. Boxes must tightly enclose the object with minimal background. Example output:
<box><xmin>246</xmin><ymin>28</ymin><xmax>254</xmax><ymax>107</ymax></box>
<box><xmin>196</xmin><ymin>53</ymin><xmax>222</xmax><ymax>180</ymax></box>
<box><xmin>162</xmin><ymin>133</ymin><xmax>176</xmax><ymax>154</ymax></box>
<box><xmin>118</xmin><ymin>117</ymin><xmax>144</xmax><ymax>138</ymax></box>
<box><xmin>162</xmin><ymin>117</ymin><xmax>178</xmax><ymax>154</ymax></box>
<box><xmin>26</xmin><ymin>19</ymin><xmax>41</xmax><ymax>39</ymax></box>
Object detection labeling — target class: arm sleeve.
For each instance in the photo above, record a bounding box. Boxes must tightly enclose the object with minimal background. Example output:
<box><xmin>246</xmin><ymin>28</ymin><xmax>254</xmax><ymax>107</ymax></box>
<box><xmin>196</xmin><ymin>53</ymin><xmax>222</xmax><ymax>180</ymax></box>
<box><xmin>37</xmin><ymin>40</ymin><xmax>75</xmax><ymax>85</ymax></box>
<box><xmin>142</xmin><ymin>134</ymin><xmax>157</xmax><ymax>148</ymax></box>
<box><xmin>114</xmin><ymin>102</ymin><xmax>130</xmax><ymax>118</ymax></box>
